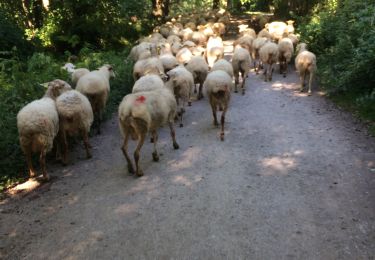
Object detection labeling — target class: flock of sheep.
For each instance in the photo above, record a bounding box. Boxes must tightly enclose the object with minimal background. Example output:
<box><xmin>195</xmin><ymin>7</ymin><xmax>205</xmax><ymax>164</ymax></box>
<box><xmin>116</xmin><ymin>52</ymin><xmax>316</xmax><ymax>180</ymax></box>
<box><xmin>16</xmin><ymin>10</ymin><xmax>317</xmax><ymax>180</ymax></box>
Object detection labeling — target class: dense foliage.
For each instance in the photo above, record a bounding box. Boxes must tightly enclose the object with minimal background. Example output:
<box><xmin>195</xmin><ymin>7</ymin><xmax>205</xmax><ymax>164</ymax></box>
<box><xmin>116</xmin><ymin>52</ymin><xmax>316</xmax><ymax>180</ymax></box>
<box><xmin>297</xmin><ymin>0</ymin><xmax>375</xmax><ymax>127</ymax></box>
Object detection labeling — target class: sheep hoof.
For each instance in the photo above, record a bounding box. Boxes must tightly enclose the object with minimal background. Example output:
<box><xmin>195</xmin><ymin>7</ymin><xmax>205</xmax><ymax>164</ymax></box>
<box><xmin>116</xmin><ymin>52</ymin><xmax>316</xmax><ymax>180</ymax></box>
<box><xmin>128</xmin><ymin>165</ymin><xmax>135</xmax><ymax>174</ymax></box>
<box><xmin>173</xmin><ymin>142</ymin><xmax>179</xmax><ymax>150</ymax></box>
<box><xmin>86</xmin><ymin>153</ymin><xmax>92</xmax><ymax>159</ymax></box>
<box><xmin>308</xmin><ymin>91</ymin><xmax>312</xmax><ymax>96</ymax></box>
<box><xmin>136</xmin><ymin>170</ymin><xmax>144</xmax><ymax>177</ymax></box>
<box><xmin>234</xmin><ymin>89</ymin><xmax>238</xmax><ymax>93</ymax></box>
<box><xmin>188</xmin><ymin>101</ymin><xmax>192</xmax><ymax>106</ymax></box>
<box><xmin>179</xmin><ymin>123</ymin><xmax>183</xmax><ymax>127</ymax></box>
<box><xmin>299</xmin><ymin>89</ymin><xmax>304</xmax><ymax>93</ymax></box>
<box><xmin>150</xmin><ymin>137</ymin><xmax>154</xmax><ymax>143</ymax></box>
<box><xmin>43</xmin><ymin>174</ymin><xmax>50</xmax><ymax>181</ymax></box>
<box><xmin>242</xmin><ymin>90</ymin><xmax>245</xmax><ymax>95</ymax></box>
<box><xmin>220</xmin><ymin>134</ymin><xmax>225</xmax><ymax>141</ymax></box>
<box><xmin>194</xmin><ymin>89</ymin><xmax>197</xmax><ymax>94</ymax></box>
<box><xmin>283</xmin><ymin>74</ymin><xmax>286</xmax><ymax>78</ymax></box>
<box><xmin>152</xmin><ymin>152</ymin><xmax>159</xmax><ymax>162</ymax></box>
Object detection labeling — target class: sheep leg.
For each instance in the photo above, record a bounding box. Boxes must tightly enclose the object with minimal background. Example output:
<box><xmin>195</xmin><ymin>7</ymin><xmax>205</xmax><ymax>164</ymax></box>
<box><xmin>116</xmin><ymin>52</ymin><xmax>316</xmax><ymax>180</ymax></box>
<box><xmin>241</xmin><ymin>75</ymin><xmax>246</xmax><ymax>95</ymax></box>
<box><xmin>25</xmin><ymin>149</ymin><xmax>36</xmax><ymax>178</ymax></box>
<box><xmin>40</xmin><ymin>149</ymin><xmax>49</xmax><ymax>181</ymax></box>
<box><xmin>234</xmin><ymin>74</ymin><xmax>239</xmax><ymax>93</ymax></box>
<box><xmin>269</xmin><ymin>63</ymin><xmax>274</xmax><ymax>81</ymax></box>
<box><xmin>198</xmin><ymin>82</ymin><xmax>204</xmax><ymax>100</ymax></box>
<box><xmin>169</xmin><ymin>122</ymin><xmax>179</xmax><ymax>150</ymax></box>
<box><xmin>97</xmin><ymin>111</ymin><xmax>102</xmax><ymax>135</ymax></box>
<box><xmin>194</xmin><ymin>84</ymin><xmax>197</xmax><ymax>94</ymax></box>
<box><xmin>82</xmin><ymin>130</ymin><xmax>92</xmax><ymax>159</ymax></box>
<box><xmin>299</xmin><ymin>72</ymin><xmax>306</xmax><ymax>92</ymax></box>
<box><xmin>220</xmin><ymin>106</ymin><xmax>227</xmax><ymax>141</ymax></box>
<box><xmin>151</xmin><ymin>131</ymin><xmax>159</xmax><ymax>162</ymax></box>
<box><xmin>308</xmin><ymin>71</ymin><xmax>313</xmax><ymax>95</ymax></box>
<box><xmin>121</xmin><ymin>131</ymin><xmax>135</xmax><ymax>174</ymax></box>
<box><xmin>134</xmin><ymin>132</ymin><xmax>146</xmax><ymax>177</ymax></box>
<box><xmin>264</xmin><ymin>64</ymin><xmax>268</xmax><ymax>82</ymax></box>
<box><xmin>60</xmin><ymin>129</ymin><xmax>68</xmax><ymax>166</ymax></box>
<box><xmin>283</xmin><ymin>62</ymin><xmax>287</xmax><ymax>78</ymax></box>
<box><xmin>210</xmin><ymin>99</ymin><xmax>219</xmax><ymax>127</ymax></box>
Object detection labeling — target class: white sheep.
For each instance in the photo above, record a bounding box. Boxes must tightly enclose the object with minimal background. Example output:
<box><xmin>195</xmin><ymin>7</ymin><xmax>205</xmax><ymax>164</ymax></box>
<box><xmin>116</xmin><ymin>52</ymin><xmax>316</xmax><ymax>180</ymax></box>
<box><xmin>213</xmin><ymin>22</ymin><xmax>226</xmax><ymax>36</ymax></box>
<box><xmin>267</xmin><ymin>21</ymin><xmax>288</xmax><ymax>42</ymax></box>
<box><xmin>286</xmin><ymin>20</ymin><xmax>295</xmax><ymax>34</ymax></box>
<box><xmin>118</xmin><ymin>88</ymin><xmax>179</xmax><ymax>176</ymax></box>
<box><xmin>179</xmin><ymin>28</ymin><xmax>193</xmax><ymax>42</ymax></box>
<box><xmin>206</xmin><ymin>35</ymin><xmax>224</xmax><ymax>68</ymax></box>
<box><xmin>211</xmin><ymin>58</ymin><xmax>234</xmax><ymax>78</ymax></box>
<box><xmin>17</xmin><ymin>79</ymin><xmax>72</xmax><ymax>180</ymax></box>
<box><xmin>159</xmin><ymin>53</ymin><xmax>179</xmax><ymax>73</ymax></box>
<box><xmin>278</xmin><ymin>37</ymin><xmax>294</xmax><ymax>77</ymax></box>
<box><xmin>62</xmin><ymin>63</ymin><xmax>90</xmax><ymax>86</ymax></box>
<box><xmin>191</xmin><ymin>31</ymin><xmax>207</xmax><ymax>46</ymax></box>
<box><xmin>132</xmin><ymin>74</ymin><xmax>165</xmax><ymax>93</ymax></box>
<box><xmin>203</xmin><ymin>70</ymin><xmax>232</xmax><ymax>141</ymax></box>
<box><xmin>165</xmin><ymin>66</ymin><xmax>195</xmax><ymax>127</ymax></box>
<box><xmin>76</xmin><ymin>65</ymin><xmax>115</xmax><ymax>134</ymax></box>
<box><xmin>257</xmin><ymin>28</ymin><xmax>272</xmax><ymax>40</ymax></box>
<box><xmin>185</xmin><ymin>56</ymin><xmax>209</xmax><ymax>100</ymax></box>
<box><xmin>128</xmin><ymin>42</ymin><xmax>157</xmax><ymax>62</ymax></box>
<box><xmin>295</xmin><ymin>43</ymin><xmax>317</xmax><ymax>95</ymax></box>
<box><xmin>259</xmin><ymin>42</ymin><xmax>279</xmax><ymax>81</ymax></box>
<box><xmin>232</xmin><ymin>46</ymin><xmax>251</xmax><ymax>95</ymax></box>
<box><xmin>233</xmin><ymin>35</ymin><xmax>254</xmax><ymax>55</ymax></box>
<box><xmin>176</xmin><ymin>47</ymin><xmax>193</xmax><ymax>64</ymax></box>
<box><xmin>56</xmin><ymin>89</ymin><xmax>93</xmax><ymax>165</ymax></box>
<box><xmin>133</xmin><ymin>57</ymin><xmax>165</xmax><ymax>81</ymax></box>
<box><xmin>252</xmin><ymin>37</ymin><xmax>269</xmax><ymax>74</ymax></box>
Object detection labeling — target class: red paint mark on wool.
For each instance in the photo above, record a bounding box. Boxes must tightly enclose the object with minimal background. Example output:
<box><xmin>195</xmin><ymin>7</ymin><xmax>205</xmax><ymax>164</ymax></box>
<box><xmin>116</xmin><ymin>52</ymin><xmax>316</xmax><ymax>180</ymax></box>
<box><xmin>136</xmin><ymin>95</ymin><xmax>146</xmax><ymax>103</ymax></box>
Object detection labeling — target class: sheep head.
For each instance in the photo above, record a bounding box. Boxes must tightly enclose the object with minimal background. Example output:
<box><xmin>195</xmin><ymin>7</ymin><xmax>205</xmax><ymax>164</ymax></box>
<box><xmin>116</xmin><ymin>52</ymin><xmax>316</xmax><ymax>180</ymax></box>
<box><xmin>44</xmin><ymin>79</ymin><xmax>72</xmax><ymax>100</ymax></box>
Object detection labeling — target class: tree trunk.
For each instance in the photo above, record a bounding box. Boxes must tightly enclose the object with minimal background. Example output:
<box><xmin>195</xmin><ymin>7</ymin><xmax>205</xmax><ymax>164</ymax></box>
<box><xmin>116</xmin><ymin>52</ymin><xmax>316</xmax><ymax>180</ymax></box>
<box><xmin>213</xmin><ymin>0</ymin><xmax>219</xmax><ymax>10</ymax></box>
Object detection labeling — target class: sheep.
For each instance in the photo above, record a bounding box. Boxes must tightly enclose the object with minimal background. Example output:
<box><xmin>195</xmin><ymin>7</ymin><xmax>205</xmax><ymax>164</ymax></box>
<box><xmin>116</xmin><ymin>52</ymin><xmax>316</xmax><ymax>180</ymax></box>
<box><xmin>238</xmin><ymin>24</ymin><xmax>256</xmax><ymax>38</ymax></box>
<box><xmin>159</xmin><ymin>54</ymin><xmax>179</xmax><ymax>73</ymax></box>
<box><xmin>213</xmin><ymin>22</ymin><xmax>226</xmax><ymax>36</ymax></box>
<box><xmin>184</xmin><ymin>22</ymin><xmax>196</xmax><ymax>31</ymax></box>
<box><xmin>257</xmin><ymin>28</ymin><xmax>272</xmax><ymax>40</ymax></box>
<box><xmin>232</xmin><ymin>46</ymin><xmax>251</xmax><ymax>95</ymax></box>
<box><xmin>185</xmin><ymin>56</ymin><xmax>209</xmax><ymax>100</ymax></box>
<box><xmin>56</xmin><ymin>89</ymin><xmax>93</xmax><ymax>165</ymax></box>
<box><xmin>118</xmin><ymin>88</ymin><xmax>179</xmax><ymax>176</ymax></box>
<box><xmin>167</xmin><ymin>35</ymin><xmax>181</xmax><ymax>45</ymax></box>
<box><xmin>171</xmin><ymin>41</ymin><xmax>183</xmax><ymax>56</ymax></box>
<box><xmin>156</xmin><ymin>42</ymin><xmax>172</xmax><ymax>55</ymax></box>
<box><xmin>165</xmin><ymin>66</ymin><xmax>194</xmax><ymax>127</ymax></box>
<box><xmin>179</xmin><ymin>28</ymin><xmax>193</xmax><ymax>42</ymax></box>
<box><xmin>198</xmin><ymin>24</ymin><xmax>214</xmax><ymax>38</ymax></box>
<box><xmin>206</xmin><ymin>35</ymin><xmax>224</xmax><ymax>68</ymax></box>
<box><xmin>17</xmin><ymin>79</ymin><xmax>72</xmax><ymax>180</ymax></box>
<box><xmin>176</xmin><ymin>47</ymin><xmax>193</xmax><ymax>64</ymax></box>
<box><xmin>259</xmin><ymin>42</ymin><xmax>279</xmax><ymax>81</ymax></box>
<box><xmin>233</xmin><ymin>35</ymin><xmax>254</xmax><ymax>55</ymax></box>
<box><xmin>128</xmin><ymin>42</ymin><xmax>157</xmax><ymax>62</ymax></box>
<box><xmin>76</xmin><ymin>65</ymin><xmax>115</xmax><ymax>134</ymax></box>
<box><xmin>252</xmin><ymin>37</ymin><xmax>269</xmax><ymax>74</ymax></box>
<box><xmin>203</xmin><ymin>70</ymin><xmax>232</xmax><ymax>141</ymax></box>
<box><xmin>62</xmin><ymin>63</ymin><xmax>90</xmax><ymax>87</ymax></box>
<box><xmin>211</xmin><ymin>58</ymin><xmax>234</xmax><ymax>78</ymax></box>
<box><xmin>287</xmin><ymin>33</ymin><xmax>299</xmax><ymax>48</ymax></box>
<box><xmin>191</xmin><ymin>31</ymin><xmax>207</xmax><ymax>46</ymax></box>
<box><xmin>286</xmin><ymin>20</ymin><xmax>295</xmax><ymax>34</ymax></box>
<box><xmin>132</xmin><ymin>74</ymin><xmax>166</xmax><ymax>93</ymax></box>
<box><xmin>133</xmin><ymin>57</ymin><xmax>165</xmax><ymax>81</ymax></box>
<box><xmin>278</xmin><ymin>37</ymin><xmax>294</xmax><ymax>77</ymax></box>
<box><xmin>295</xmin><ymin>43</ymin><xmax>317</xmax><ymax>95</ymax></box>
<box><xmin>267</xmin><ymin>21</ymin><xmax>288</xmax><ymax>42</ymax></box>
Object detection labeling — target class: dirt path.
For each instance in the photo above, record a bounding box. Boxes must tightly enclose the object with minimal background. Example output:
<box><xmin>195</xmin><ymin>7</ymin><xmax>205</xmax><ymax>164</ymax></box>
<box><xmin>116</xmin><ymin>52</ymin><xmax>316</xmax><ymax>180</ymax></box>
<box><xmin>1</xmin><ymin>44</ymin><xmax>375</xmax><ymax>259</ymax></box>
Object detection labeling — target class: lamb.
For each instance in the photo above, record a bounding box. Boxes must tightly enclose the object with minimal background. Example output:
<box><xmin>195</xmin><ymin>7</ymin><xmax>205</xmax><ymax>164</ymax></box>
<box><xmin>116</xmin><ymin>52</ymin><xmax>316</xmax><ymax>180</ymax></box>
<box><xmin>118</xmin><ymin>88</ymin><xmax>179</xmax><ymax>176</ymax></box>
<box><xmin>167</xmin><ymin>35</ymin><xmax>181</xmax><ymax>45</ymax></box>
<box><xmin>295</xmin><ymin>43</ymin><xmax>317</xmax><ymax>95</ymax></box>
<box><xmin>128</xmin><ymin>42</ymin><xmax>157</xmax><ymax>62</ymax></box>
<box><xmin>206</xmin><ymin>35</ymin><xmax>224</xmax><ymax>68</ymax></box>
<box><xmin>203</xmin><ymin>70</ymin><xmax>232</xmax><ymax>141</ymax></box>
<box><xmin>132</xmin><ymin>57</ymin><xmax>165</xmax><ymax>81</ymax></box>
<box><xmin>179</xmin><ymin>28</ymin><xmax>193</xmax><ymax>42</ymax></box>
<box><xmin>56</xmin><ymin>89</ymin><xmax>93</xmax><ymax>165</ymax></box>
<box><xmin>278</xmin><ymin>37</ymin><xmax>294</xmax><ymax>77</ymax></box>
<box><xmin>211</xmin><ymin>59</ymin><xmax>234</xmax><ymax>78</ymax></box>
<box><xmin>252</xmin><ymin>37</ymin><xmax>269</xmax><ymax>74</ymax></box>
<box><xmin>232</xmin><ymin>46</ymin><xmax>251</xmax><ymax>95</ymax></box>
<box><xmin>62</xmin><ymin>63</ymin><xmax>90</xmax><ymax>86</ymax></box>
<box><xmin>259</xmin><ymin>42</ymin><xmax>279</xmax><ymax>81</ymax></box>
<box><xmin>76</xmin><ymin>65</ymin><xmax>115</xmax><ymax>134</ymax></box>
<box><xmin>165</xmin><ymin>66</ymin><xmax>194</xmax><ymax>127</ymax></box>
<box><xmin>17</xmin><ymin>79</ymin><xmax>72</xmax><ymax>180</ymax></box>
<box><xmin>185</xmin><ymin>56</ymin><xmax>209</xmax><ymax>100</ymax></box>
<box><xmin>191</xmin><ymin>31</ymin><xmax>207</xmax><ymax>46</ymax></box>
